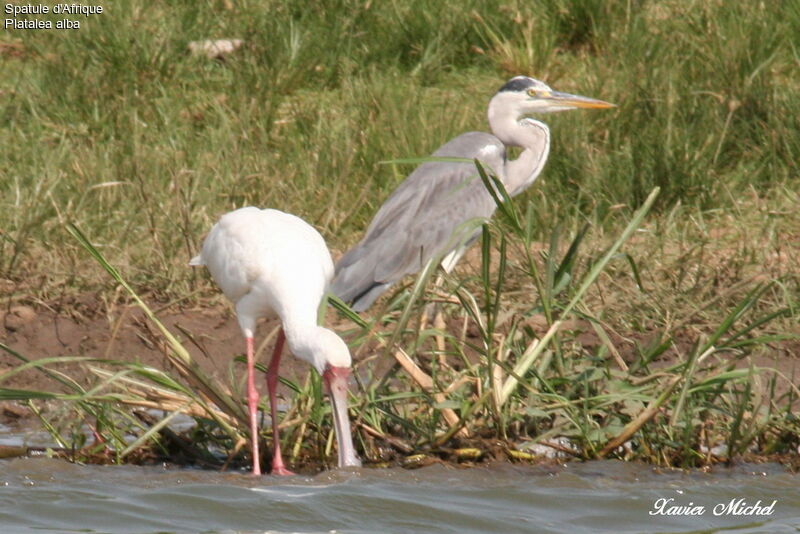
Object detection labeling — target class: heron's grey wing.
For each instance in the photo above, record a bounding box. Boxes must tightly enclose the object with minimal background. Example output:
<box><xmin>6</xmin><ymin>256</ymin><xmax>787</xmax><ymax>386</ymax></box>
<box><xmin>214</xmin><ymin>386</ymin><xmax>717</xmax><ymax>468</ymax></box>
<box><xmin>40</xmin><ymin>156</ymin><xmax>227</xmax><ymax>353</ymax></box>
<box><xmin>332</xmin><ymin>132</ymin><xmax>505</xmax><ymax>310</ymax></box>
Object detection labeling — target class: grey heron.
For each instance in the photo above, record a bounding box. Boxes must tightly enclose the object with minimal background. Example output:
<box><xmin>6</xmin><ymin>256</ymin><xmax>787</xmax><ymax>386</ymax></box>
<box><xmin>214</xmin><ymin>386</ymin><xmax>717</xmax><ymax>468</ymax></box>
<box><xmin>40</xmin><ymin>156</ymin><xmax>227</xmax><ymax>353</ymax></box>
<box><xmin>331</xmin><ymin>76</ymin><xmax>614</xmax><ymax>312</ymax></box>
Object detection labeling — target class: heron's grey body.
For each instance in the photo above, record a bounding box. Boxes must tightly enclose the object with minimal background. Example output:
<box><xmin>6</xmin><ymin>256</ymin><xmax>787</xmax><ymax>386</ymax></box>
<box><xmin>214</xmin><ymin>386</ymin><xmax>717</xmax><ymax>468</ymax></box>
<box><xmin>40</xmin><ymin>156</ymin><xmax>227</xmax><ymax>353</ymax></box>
<box><xmin>332</xmin><ymin>76</ymin><xmax>612</xmax><ymax>311</ymax></box>
<box><xmin>333</xmin><ymin>132</ymin><xmax>521</xmax><ymax>311</ymax></box>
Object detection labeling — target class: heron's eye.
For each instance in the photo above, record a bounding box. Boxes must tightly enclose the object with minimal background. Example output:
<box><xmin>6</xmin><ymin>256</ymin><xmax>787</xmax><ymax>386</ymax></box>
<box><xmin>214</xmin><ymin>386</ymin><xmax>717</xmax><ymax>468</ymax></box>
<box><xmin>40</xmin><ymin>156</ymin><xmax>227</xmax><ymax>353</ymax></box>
<box><xmin>526</xmin><ymin>89</ymin><xmax>538</xmax><ymax>97</ymax></box>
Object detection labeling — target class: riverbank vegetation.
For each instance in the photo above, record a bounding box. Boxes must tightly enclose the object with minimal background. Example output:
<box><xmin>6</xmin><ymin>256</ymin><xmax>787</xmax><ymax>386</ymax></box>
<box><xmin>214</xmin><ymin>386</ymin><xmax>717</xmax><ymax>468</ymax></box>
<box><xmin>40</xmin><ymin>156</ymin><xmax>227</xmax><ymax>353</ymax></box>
<box><xmin>1</xmin><ymin>1</ymin><xmax>798</xmax><ymax>471</ymax></box>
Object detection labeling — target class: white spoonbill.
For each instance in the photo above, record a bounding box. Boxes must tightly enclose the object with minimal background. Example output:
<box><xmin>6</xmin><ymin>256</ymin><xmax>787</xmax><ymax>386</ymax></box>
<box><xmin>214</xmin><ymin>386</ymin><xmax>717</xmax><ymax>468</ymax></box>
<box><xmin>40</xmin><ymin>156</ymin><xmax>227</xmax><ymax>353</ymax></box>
<box><xmin>190</xmin><ymin>207</ymin><xmax>361</xmax><ymax>475</ymax></box>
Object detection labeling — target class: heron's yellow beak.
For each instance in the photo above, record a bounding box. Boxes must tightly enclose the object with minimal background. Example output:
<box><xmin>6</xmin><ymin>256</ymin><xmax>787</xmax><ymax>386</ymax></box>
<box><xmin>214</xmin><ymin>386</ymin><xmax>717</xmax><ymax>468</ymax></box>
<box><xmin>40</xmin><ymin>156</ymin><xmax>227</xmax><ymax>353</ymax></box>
<box><xmin>550</xmin><ymin>91</ymin><xmax>616</xmax><ymax>109</ymax></box>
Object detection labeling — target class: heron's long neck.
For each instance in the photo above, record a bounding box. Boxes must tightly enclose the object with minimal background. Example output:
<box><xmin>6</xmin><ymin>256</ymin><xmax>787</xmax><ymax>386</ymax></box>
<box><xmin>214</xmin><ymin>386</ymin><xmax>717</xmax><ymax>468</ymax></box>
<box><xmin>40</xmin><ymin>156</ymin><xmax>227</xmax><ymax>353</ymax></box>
<box><xmin>488</xmin><ymin>105</ymin><xmax>551</xmax><ymax>197</ymax></box>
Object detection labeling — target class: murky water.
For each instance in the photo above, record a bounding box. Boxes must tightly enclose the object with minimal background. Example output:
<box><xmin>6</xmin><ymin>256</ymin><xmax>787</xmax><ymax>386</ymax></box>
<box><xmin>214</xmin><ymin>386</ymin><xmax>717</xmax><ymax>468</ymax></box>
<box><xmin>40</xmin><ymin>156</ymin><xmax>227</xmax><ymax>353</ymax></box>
<box><xmin>1</xmin><ymin>456</ymin><xmax>798</xmax><ymax>534</ymax></box>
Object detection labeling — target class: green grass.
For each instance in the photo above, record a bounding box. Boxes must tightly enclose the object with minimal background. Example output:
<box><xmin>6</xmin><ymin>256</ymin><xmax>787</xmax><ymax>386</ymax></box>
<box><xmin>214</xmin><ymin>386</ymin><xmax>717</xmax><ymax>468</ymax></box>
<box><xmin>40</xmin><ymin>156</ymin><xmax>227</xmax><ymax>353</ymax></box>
<box><xmin>1</xmin><ymin>1</ymin><xmax>798</xmax><ymax>470</ymax></box>
<box><xmin>2</xmin><ymin>1</ymin><xmax>798</xmax><ymax>296</ymax></box>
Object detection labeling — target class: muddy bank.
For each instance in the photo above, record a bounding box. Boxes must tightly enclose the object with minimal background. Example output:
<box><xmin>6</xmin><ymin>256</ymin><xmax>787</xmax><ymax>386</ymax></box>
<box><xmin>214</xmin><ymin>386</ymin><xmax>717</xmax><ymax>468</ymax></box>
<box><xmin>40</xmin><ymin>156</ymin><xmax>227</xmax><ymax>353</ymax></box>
<box><xmin>3</xmin><ymin>293</ymin><xmax>798</xmax><ymax>403</ymax></box>
<box><xmin>0</xmin><ymin>297</ymin><xmax>314</xmax><ymax>422</ymax></box>
<box><xmin>1</xmin><ymin>294</ymin><xmax>799</xmax><ymax>472</ymax></box>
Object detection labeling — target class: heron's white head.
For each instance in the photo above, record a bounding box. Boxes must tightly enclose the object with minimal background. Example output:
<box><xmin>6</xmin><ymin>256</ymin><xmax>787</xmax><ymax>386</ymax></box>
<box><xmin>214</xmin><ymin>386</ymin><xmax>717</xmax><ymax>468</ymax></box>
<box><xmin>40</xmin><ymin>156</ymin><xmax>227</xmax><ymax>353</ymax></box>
<box><xmin>489</xmin><ymin>76</ymin><xmax>615</xmax><ymax>120</ymax></box>
<box><xmin>487</xmin><ymin>76</ymin><xmax>614</xmax><ymax>148</ymax></box>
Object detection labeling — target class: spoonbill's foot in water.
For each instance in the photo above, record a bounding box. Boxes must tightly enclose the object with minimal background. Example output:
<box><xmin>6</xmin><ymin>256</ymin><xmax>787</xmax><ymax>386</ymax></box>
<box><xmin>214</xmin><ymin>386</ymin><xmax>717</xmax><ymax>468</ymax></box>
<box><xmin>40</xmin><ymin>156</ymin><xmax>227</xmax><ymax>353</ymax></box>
<box><xmin>270</xmin><ymin>463</ymin><xmax>295</xmax><ymax>476</ymax></box>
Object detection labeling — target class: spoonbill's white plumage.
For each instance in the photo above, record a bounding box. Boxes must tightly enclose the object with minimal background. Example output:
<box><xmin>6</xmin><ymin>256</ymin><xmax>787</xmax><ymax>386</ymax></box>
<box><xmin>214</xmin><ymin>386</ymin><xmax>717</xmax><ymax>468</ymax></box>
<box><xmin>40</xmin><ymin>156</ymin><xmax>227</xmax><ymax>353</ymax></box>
<box><xmin>190</xmin><ymin>206</ymin><xmax>360</xmax><ymax>475</ymax></box>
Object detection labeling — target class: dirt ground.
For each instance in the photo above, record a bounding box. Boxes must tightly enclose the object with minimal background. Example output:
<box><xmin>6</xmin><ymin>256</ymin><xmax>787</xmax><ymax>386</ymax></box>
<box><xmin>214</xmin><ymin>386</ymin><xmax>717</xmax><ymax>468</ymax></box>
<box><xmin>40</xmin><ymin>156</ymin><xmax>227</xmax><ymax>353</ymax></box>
<box><xmin>3</xmin><ymin>293</ymin><xmax>798</xmax><ymax>405</ymax></box>
<box><xmin>1</xmin><ymin>289</ymin><xmax>798</xmax><ymax>473</ymax></box>
<box><xmin>0</xmin><ymin>272</ymin><xmax>800</xmax><ymax>432</ymax></box>
<box><xmin>0</xmin><ymin>297</ymin><xmax>315</xmax><ymax>425</ymax></box>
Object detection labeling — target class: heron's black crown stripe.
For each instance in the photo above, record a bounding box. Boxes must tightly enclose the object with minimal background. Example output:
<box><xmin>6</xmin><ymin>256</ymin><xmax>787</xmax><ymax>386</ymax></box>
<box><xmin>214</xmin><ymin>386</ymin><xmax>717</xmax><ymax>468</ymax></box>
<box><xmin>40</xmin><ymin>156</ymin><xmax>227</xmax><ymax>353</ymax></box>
<box><xmin>498</xmin><ymin>77</ymin><xmax>535</xmax><ymax>93</ymax></box>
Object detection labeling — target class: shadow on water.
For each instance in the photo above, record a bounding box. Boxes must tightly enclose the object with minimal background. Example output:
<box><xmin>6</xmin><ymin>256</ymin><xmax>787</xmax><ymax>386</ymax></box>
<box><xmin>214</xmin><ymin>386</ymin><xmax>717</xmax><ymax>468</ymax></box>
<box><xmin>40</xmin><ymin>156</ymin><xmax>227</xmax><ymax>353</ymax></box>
<box><xmin>0</xmin><ymin>458</ymin><xmax>798</xmax><ymax>534</ymax></box>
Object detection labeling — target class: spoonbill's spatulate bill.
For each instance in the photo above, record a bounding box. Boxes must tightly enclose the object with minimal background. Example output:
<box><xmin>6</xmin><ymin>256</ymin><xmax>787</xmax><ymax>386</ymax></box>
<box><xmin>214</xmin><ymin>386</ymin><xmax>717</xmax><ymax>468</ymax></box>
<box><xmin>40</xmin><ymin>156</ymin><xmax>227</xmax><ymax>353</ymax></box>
<box><xmin>332</xmin><ymin>76</ymin><xmax>614</xmax><ymax>311</ymax></box>
<box><xmin>191</xmin><ymin>207</ymin><xmax>360</xmax><ymax>474</ymax></box>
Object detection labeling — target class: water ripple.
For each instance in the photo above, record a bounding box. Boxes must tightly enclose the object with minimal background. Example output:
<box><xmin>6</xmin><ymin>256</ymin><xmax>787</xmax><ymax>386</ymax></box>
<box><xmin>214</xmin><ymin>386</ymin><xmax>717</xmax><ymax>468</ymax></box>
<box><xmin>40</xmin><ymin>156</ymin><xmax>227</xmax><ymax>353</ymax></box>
<box><xmin>0</xmin><ymin>458</ymin><xmax>797</xmax><ymax>534</ymax></box>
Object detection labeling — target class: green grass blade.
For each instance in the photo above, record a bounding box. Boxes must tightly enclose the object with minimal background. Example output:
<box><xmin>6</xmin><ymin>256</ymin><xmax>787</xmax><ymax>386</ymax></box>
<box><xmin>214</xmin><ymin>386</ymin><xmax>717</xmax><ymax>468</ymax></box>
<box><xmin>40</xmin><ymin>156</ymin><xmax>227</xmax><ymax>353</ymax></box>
<box><xmin>499</xmin><ymin>187</ymin><xmax>660</xmax><ymax>405</ymax></box>
<box><xmin>562</xmin><ymin>188</ymin><xmax>660</xmax><ymax>316</ymax></box>
<box><xmin>0</xmin><ymin>388</ymin><xmax>59</xmax><ymax>400</ymax></box>
<box><xmin>120</xmin><ymin>405</ymin><xmax>189</xmax><ymax>458</ymax></box>
<box><xmin>67</xmin><ymin>223</ymin><xmax>248</xmax><ymax>429</ymax></box>
<box><xmin>329</xmin><ymin>294</ymin><xmax>369</xmax><ymax>328</ymax></box>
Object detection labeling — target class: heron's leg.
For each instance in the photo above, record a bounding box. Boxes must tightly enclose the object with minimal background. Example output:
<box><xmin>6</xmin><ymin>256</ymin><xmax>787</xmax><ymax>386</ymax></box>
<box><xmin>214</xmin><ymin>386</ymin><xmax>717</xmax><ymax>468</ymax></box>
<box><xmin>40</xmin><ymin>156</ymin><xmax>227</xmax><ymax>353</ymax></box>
<box><xmin>245</xmin><ymin>335</ymin><xmax>262</xmax><ymax>475</ymax></box>
<box><xmin>420</xmin><ymin>274</ymin><xmax>449</xmax><ymax>367</ymax></box>
<box><xmin>433</xmin><ymin>306</ymin><xmax>448</xmax><ymax>361</ymax></box>
<box><xmin>266</xmin><ymin>329</ymin><xmax>294</xmax><ymax>476</ymax></box>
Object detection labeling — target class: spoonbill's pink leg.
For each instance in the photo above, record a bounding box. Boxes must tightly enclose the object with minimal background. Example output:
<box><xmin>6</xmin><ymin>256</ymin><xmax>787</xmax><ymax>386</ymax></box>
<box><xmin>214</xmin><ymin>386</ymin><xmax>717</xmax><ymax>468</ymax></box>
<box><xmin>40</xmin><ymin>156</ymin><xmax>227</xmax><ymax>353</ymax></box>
<box><xmin>245</xmin><ymin>335</ymin><xmax>262</xmax><ymax>475</ymax></box>
<box><xmin>266</xmin><ymin>329</ymin><xmax>294</xmax><ymax>476</ymax></box>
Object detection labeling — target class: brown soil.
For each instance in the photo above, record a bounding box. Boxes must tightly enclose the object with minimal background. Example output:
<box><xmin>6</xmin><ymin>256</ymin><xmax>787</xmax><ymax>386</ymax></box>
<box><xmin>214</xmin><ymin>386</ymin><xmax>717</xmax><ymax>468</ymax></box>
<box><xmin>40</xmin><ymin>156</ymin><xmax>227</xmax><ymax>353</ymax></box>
<box><xmin>1</xmin><ymin>291</ymin><xmax>798</xmax><ymax>473</ymax></box>
<box><xmin>3</xmin><ymin>292</ymin><xmax>797</xmax><ymax>411</ymax></box>
<box><xmin>0</xmin><ymin>297</ymin><xmax>314</xmax><ymax>426</ymax></box>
